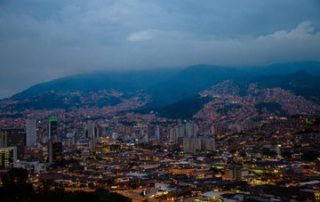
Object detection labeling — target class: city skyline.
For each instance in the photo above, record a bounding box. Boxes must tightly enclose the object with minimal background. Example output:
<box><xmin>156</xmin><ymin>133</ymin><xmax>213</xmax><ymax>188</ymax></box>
<box><xmin>0</xmin><ymin>1</ymin><xmax>320</xmax><ymax>201</ymax></box>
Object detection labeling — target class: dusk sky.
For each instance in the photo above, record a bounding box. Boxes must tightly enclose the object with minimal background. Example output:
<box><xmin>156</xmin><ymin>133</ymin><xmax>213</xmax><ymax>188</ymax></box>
<box><xmin>1</xmin><ymin>0</ymin><xmax>320</xmax><ymax>98</ymax></box>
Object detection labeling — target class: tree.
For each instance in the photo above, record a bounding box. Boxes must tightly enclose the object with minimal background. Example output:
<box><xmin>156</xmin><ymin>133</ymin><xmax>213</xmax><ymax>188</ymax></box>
<box><xmin>2</xmin><ymin>168</ymin><xmax>28</xmax><ymax>186</ymax></box>
<box><xmin>0</xmin><ymin>168</ymin><xmax>34</xmax><ymax>202</ymax></box>
<box><xmin>302</xmin><ymin>150</ymin><xmax>320</xmax><ymax>161</ymax></box>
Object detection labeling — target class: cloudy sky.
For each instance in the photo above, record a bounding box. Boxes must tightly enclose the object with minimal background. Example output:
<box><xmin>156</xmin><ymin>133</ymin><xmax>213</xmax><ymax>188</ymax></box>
<box><xmin>0</xmin><ymin>0</ymin><xmax>320</xmax><ymax>98</ymax></box>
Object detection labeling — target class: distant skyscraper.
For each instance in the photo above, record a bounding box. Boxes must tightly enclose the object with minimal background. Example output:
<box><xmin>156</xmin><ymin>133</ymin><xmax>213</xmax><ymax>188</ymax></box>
<box><xmin>175</xmin><ymin>122</ymin><xmax>199</xmax><ymax>139</ymax></box>
<box><xmin>155</xmin><ymin>126</ymin><xmax>160</xmax><ymax>140</ymax></box>
<box><xmin>48</xmin><ymin>115</ymin><xmax>58</xmax><ymax>164</ymax></box>
<box><xmin>0</xmin><ymin>132</ymin><xmax>7</xmax><ymax>147</ymax></box>
<box><xmin>175</xmin><ymin>124</ymin><xmax>185</xmax><ymax>138</ymax></box>
<box><xmin>85</xmin><ymin>121</ymin><xmax>98</xmax><ymax>151</ymax></box>
<box><xmin>183</xmin><ymin>137</ymin><xmax>202</xmax><ymax>153</ymax></box>
<box><xmin>147</xmin><ymin>125</ymin><xmax>160</xmax><ymax>142</ymax></box>
<box><xmin>142</xmin><ymin>128</ymin><xmax>149</xmax><ymax>143</ymax></box>
<box><xmin>26</xmin><ymin>119</ymin><xmax>37</xmax><ymax>147</ymax></box>
<box><xmin>185</xmin><ymin>122</ymin><xmax>199</xmax><ymax>137</ymax></box>
<box><xmin>169</xmin><ymin>127</ymin><xmax>178</xmax><ymax>143</ymax></box>
<box><xmin>183</xmin><ymin>135</ymin><xmax>215</xmax><ymax>154</ymax></box>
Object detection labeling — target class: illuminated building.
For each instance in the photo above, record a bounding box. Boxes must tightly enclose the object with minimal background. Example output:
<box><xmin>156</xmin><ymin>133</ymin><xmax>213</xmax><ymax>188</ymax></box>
<box><xmin>195</xmin><ymin>191</ymin><xmax>223</xmax><ymax>202</ymax></box>
<box><xmin>224</xmin><ymin>164</ymin><xmax>249</xmax><ymax>181</ymax></box>
<box><xmin>0</xmin><ymin>147</ymin><xmax>17</xmax><ymax>169</ymax></box>
<box><xmin>168</xmin><ymin>168</ymin><xmax>194</xmax><ymax>175</ymax></box>
<box><xmin>0</xmin><ymin>128</ymin><xmax>26</xmax><ymax>159</ymax></box>
<box><xmin>315</xmin><ymin>191</ymin><xmax>320</xmax><ymax>202</ymax></box>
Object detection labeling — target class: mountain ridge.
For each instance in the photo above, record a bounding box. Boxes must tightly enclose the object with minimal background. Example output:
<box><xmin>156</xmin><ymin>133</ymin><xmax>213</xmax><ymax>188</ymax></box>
<box><xmin>1</xmin><ymin>62</ymin><xmax>320</xmax><ymax>116</ymax></box>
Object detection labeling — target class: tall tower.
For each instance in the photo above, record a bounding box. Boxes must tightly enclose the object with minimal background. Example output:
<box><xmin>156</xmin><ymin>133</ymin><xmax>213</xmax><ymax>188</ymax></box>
<box><xmin>155</xmin><ymin>126</ymin><xmax>160</xmax><ymax>140</ymax></box>
<box><xmin>26</xmin><ymin>119</ymin><xmax>37</xmax><ymax>147</ymax></box>
<box><xmin>48</xmin><ymin>115</ymin><xmax>58</xmax><ymax>164</ymax></box>
<box><xmin>85</xmin><ymin>121</ymin><xmax>98</xmax><ymax>151</ymax></box>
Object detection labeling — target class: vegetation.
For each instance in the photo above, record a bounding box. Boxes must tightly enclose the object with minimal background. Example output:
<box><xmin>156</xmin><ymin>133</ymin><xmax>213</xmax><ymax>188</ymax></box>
<box><xmin>159</xmin><ymin>96</ymin><xmax>212</xmax><ymax>119</ymax></box>
<box><xmin>256</xmin><ymin>71</ymin><xmax>320</xmax><ymax>104</ymax></box>
<box><xmin>0</xmin><ymin>168</ymin><xmax>131</xmax><ymax>202</ymax></box>
<box><xmin>301</xmin><ymin>150</ymin><xmax>320</xmax><ymax>161</ymax></box>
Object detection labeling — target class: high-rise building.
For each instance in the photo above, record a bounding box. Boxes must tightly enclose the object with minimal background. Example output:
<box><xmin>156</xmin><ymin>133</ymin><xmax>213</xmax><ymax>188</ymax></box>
<box><xmin>84</xmin><ymin>121</ymin><xmax>98</xmax><ymax>151</ymax></box>
<box><xmin>174</xmin><ymin>122</ymin><xmax>199</xmax><ymax>141</ymax></box>
<box><xmin>169</xmin><ymin>127</ymin><xmax>178</xmax><ymax>143</ymax></box>
<box><xmin>141</xmin><ymin>128</ymin><xmax>149</xmax><ymax>143</ymax></box>
<box><xmin>48</xmin><ymin>115</ymin><xmax>58</xmax><ymax>164</ymax></box>
<box><xmin>26</xmin><ymin>119</ymin><xmax>37</xmax><ymax>147</ymax></box>
<box><xmin>183</xmin><ymin>137</ymin><xmax>202</xmax><ymax>153</ymax></box>
<box><xmin>185</xmin><ymin>122</ymin><xmax>199</xmax><ymax>137</ymax></box>
<box><xmin>0</xmin><ymin>132</ymin><xmax>7</xmax><ymax>147</ymax></box>
<box><xmin>0</xmin><ymin>128</ymin><xmax>26</xmax><ymax>159</ymax></box>
<box><xmin>132</xmin><ymin>123</ymin><xmax>148</xmax><ymax>143</ymax></box>
<box><xmin>147</xmin><ymin>125</ymin><xmax>160</xmax><ymax>142</ymax></box>
<box><xmin>52</xmin><ymin>142</ymin><xmax>63</xmax><ymax>162</ymax></box>
<box><xmin>175</xmin><ymin>124</ymin><xmax>185</xmax><ymax>138</ymax></box>
<box><xmin>183</xmin><ymin>135</ymin><xmax>215</xmax><ymax>154</ymax></box>
<box><xmin>0</xmin><ymin>147</ymin><xmax>17</xmax><ymax>169</ymax></box>
<box><xmin>155</xmin><ymin>126</ymin><xmax>160</xmax><ymax>140</ymax></box>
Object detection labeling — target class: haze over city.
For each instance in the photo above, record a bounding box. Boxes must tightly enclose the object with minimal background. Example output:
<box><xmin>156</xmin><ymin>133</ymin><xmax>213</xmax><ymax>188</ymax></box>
<box><xmin>1</xmin><ymin>0</ymin><xmax>320</xmax><ymax>98</ymax></box>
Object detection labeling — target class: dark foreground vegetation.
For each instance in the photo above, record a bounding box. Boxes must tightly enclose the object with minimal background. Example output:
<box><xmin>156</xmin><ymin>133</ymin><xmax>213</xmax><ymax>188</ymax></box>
<box><xmin>0</xmin><ymin>168</ymin><xmax>131</xmax><ymax>202</ymax></box>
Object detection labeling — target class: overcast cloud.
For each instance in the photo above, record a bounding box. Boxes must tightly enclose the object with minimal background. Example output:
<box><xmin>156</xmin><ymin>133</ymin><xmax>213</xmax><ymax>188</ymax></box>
<box><xmin>0</xmin><ymin>0</ymin><xmax>320</xmax><ymax>98</ymax></box>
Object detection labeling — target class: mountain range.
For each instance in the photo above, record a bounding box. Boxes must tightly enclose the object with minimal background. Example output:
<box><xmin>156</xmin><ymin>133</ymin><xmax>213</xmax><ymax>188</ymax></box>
<box><xmin>1</xmin><ymin>61</ymin><xmax>320</xmax><ymax>119</ymax></box>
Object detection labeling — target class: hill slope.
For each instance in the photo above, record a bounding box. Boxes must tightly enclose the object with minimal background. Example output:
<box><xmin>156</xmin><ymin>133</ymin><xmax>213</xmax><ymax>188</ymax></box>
<box><xmin>1</xmin><ymin>62</ymin><xmax>320</xmax><ymax>114</ymax></box>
